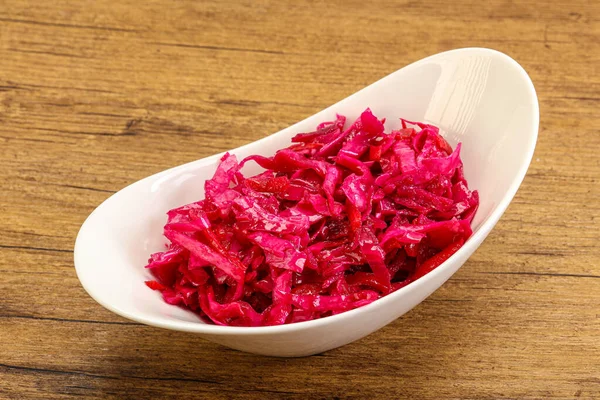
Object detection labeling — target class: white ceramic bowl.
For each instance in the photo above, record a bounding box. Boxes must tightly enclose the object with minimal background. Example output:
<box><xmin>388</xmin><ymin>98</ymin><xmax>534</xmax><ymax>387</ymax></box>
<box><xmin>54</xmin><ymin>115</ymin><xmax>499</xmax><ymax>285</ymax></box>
<box><xmin>75</xmin><ymin>48</ymin><xmax>538</xmax><ymax>357</ymax></box>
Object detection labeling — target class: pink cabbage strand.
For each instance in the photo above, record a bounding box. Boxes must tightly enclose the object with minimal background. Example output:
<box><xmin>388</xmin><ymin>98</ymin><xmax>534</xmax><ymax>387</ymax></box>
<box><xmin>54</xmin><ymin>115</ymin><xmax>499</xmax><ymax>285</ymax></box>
<box><xmin>145</xmin><ymin>109</ymin><xmax>479</xmax><ymax>326</ymax></box>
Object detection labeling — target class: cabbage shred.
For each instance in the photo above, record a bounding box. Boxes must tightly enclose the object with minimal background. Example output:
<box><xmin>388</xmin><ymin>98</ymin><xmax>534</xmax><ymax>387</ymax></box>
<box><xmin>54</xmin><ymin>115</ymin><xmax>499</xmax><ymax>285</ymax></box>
<box><xmin>145</xmin><ymin>110</ymin><xmax>479</xmax><ymax>326</ymax></box>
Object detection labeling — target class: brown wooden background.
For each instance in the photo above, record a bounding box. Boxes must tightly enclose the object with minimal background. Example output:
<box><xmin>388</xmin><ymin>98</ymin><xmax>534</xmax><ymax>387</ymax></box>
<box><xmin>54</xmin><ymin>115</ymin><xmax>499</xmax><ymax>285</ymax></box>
<box><xmin>1</xmin><ymin>1</ymin><xmax>599</xmax><ymax>399</ymax></box>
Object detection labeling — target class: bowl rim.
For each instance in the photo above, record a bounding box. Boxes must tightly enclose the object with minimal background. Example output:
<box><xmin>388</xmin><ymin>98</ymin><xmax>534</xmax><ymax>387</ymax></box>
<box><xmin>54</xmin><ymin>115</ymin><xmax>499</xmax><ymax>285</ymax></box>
<box><xmin>74</xmin><ymin>47</ymin><xmax>539</xmax><ymax>336</ymax></box>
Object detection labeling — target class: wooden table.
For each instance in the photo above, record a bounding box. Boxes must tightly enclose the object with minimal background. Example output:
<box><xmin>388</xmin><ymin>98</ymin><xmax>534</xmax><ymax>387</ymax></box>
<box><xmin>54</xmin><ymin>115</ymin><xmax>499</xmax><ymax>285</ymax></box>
<box><xmin>1</xmin><ymin>1</ymin><xmax>599</xmax><ymax>398</ymax></box>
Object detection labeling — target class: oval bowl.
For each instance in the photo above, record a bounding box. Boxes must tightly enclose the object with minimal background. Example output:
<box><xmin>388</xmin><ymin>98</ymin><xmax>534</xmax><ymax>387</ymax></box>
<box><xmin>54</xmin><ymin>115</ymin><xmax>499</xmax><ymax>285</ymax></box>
<box><xmin>75</xmin><ymin>48</ymin><xmax>539</xmax><ymax>357</ymax></box>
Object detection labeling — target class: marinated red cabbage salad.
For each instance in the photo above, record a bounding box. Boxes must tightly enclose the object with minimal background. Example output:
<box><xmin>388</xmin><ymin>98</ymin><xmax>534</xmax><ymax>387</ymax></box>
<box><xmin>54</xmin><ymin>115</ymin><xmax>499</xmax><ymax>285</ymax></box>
<box><xmin>144</xmin><ymin>109</ymin><xmax>479</xmax><ymax>326</ymax></box>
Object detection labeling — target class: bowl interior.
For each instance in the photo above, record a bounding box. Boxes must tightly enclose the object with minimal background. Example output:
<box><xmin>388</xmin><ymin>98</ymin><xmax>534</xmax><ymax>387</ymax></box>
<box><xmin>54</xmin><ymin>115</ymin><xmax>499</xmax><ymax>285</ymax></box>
<box><xmin>75</xmin><ymin>48</ymin><xmax>538</xmax><ymax>332</ymax></box>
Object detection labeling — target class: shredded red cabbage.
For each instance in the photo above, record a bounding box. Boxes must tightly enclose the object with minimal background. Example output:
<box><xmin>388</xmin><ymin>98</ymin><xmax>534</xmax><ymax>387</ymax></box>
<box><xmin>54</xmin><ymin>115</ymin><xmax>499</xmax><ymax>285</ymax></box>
<box><xmin>144</xmin><ymin>110</ymin><xmax>479</xmax><ymax>326</ymax></box>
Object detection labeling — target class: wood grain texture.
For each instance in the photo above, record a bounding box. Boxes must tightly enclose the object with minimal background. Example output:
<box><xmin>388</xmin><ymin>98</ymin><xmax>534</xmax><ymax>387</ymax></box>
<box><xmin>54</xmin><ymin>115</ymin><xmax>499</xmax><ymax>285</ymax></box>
<box><xmin>1</xmin><ymin>0</ymin><xmax>599</xmax><ymax>398</ymax></box>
